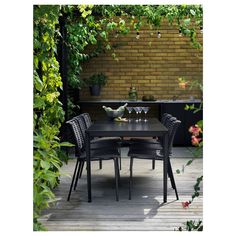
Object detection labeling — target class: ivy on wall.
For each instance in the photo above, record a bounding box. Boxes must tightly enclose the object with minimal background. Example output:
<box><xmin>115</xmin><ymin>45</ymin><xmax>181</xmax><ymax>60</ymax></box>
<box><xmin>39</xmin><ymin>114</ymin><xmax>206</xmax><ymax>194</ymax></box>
<box><xmin>33</xmin><ymin>5</ymin><xmax>73</xmax><ymax>230</ymax></box>
<box><xmin>63</xmin><ymin>5</ymin><xmax>203</xmax><ymax>116</ymax></box>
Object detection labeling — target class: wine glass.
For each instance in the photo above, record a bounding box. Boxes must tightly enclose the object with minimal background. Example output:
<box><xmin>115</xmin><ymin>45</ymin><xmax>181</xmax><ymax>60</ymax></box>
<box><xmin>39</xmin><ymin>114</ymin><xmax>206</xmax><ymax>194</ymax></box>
<box><xmin>142</xmin><ymin>107</ymin><xmax>150</xmax><ymax>122</ymax></box>
<box><xmin>126</xmin><ymin>107</ymin><xmax>133</xmax><ymax>121</ymax></box>
<box><xmin>139</xmin><ymin>107</ymin><xmax>146</xmax><ymax>121</ymax></box>
<box><xmin>138</xmin><ymin>107</ymin><xmax>143</xmax><ymax>121</ymax></box>
<box><xmin>133</xmin><ymin>107</ymin><xmax>141</xmax><ymax>122</ymax></box>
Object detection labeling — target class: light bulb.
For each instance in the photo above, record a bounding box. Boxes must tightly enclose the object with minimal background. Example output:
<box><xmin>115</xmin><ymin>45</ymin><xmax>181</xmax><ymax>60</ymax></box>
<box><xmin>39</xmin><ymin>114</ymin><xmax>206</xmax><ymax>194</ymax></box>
<box><xmin>179</xmin><ymin>29</ymin><xmax>182</xmax><ymax>37</ymax></box>
<box><xmin>157</xmin><ymin>31</ymin><xmax>161</xmax><ymax>38</ymax></box>
<box><xmin>115</xmin><ymin>31</ymin><xmax>119</xmax><ymax>38</ymax></box>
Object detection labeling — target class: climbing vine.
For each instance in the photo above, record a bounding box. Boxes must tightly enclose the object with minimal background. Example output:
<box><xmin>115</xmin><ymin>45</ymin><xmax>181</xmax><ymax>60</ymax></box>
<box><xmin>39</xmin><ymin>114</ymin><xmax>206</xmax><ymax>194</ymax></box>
<box><xmin>62</xmin><ymin>5</ymin><xmax>203</xmax><ymax>117</ymax></box>
<box><xmin>33</xmin><ymin>5</ymin><xmax>73</xmax><ymax>230</ymax></box>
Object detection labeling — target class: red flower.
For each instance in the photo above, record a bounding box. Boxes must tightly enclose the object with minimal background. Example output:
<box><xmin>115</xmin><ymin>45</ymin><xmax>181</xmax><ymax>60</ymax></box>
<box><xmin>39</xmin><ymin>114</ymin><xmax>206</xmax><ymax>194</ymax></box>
<box><xmin>191</xmin><ymin>136</ymin><xmax>202</xmax><ymax>146</ymax></box>
<box><xmin>189</xmin><ymin>125</ymin><xmax>202</xmax><ymax>136</ymax></box>
<box><xmin>182</xmin><ymin>201</ymin><xmax>190</xmax><ymax>208</ymax></box>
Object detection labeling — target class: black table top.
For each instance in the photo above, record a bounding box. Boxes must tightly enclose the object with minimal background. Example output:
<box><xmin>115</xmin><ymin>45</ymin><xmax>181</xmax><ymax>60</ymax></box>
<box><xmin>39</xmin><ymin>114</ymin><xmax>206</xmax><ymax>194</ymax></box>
<box><xmin>86</xmin><ymin>118</ymin><xmax>168</xmax><ymax>137</ymax></box>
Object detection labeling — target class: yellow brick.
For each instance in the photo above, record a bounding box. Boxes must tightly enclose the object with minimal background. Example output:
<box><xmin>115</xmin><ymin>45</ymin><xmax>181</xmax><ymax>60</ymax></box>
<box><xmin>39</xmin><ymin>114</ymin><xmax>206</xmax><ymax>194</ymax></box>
<box><xmin>79</xmin><ymin>24</ymin><xmax>202</xmax><ymax>101</ymax></box>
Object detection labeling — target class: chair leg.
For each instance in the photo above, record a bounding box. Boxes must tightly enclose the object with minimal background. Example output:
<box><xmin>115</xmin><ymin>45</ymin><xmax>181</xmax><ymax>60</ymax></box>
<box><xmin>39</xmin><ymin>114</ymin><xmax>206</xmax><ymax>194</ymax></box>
<box><xmin>152</xmin><ymin>159</ymin><xmax>155</xmax><ymax>170</ymax></box>
<box><xmin>117</xmin><ymin>146</ymin><xmax>122</xmax><ymax>170</ymax></box>
<box><xmin>129</xmin><ymin>157</ymin><xmax>134</xmax><ymax>200</ymax></box>
<box><xmin>114</xmin><ymin>158</ymin><xmax>119</xmax><ymax>201</ymax></box>
<box><xmin>99</xmin><ymin>159</ymin><xmax>102</xmax><ymax>169</ymax></box>
<box><xmin>116</xmin><ymin>158</ymin><xmax>121</xmax><ymax>184</ymax></box>
<box><xmin>79</xmin><ymin>160</ymin><xmax>85</xmax><ymax>178</ymax></box>
<box><xmin>74</xmin><ymin>160</ymin><xmax>82</xmax><ymax>190</ymax></box>
<box><xmin>167</xmin><ymin>159</ymin><xmax>179</xmax><ymax>200</ymax></box>
<box><xmin>67</xmin><ymin>158</ymin><xmax>80</xmax><ymax>201</ymax></box>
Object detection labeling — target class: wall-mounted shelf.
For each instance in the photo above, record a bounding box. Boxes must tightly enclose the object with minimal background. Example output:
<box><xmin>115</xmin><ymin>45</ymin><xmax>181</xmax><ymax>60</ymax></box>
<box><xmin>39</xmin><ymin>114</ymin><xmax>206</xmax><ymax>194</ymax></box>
<box><xmin>79</xmin><ymin>99</ymin><xmax>202</xmax><ymax>104</ymax></box>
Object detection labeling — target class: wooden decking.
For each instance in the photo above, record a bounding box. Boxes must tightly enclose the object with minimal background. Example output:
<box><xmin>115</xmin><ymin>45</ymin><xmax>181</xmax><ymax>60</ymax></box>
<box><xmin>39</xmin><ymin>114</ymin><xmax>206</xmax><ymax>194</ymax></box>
<box><xmin>39</xmin><ymin>147</ymin><xmax>203</xmax><ymax>231</ymax></box>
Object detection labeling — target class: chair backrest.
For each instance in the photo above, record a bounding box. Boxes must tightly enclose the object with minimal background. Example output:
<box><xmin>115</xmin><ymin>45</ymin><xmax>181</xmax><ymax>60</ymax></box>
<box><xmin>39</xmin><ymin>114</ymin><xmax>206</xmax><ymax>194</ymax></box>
<box><xmin>81</xmin><ymin>113</ymin><xmax>93</xmax><ymax>129</ymax></box>
<box><xmin>74</xmin><ymin>115</ymin><xmax>87</xmax><ymax>146</ymax></box>
<box><xmin>73</xmin><ymin>114</ymin><xmax>93</xmax><ymax>151</ymax></box>
<box><xmin>156</xmin><ymin>116</ymin><xmax>176</xmax><ymax>149</ymax></box>
<box><xmin>73</xmin><ymin>114</ymin><xmax>83</xmax><ymax>122</ymax></box>
<box><xmin>167</xmin><ymin>119</ymin><xmax>181</xmax><ymax>154</ymax></box>
<box><xmin>66</xmin><ymin>119</ymin><xmax>84</xmax><ymax>155</ymax></box>
<box><xmin>161</xmin><ymin>113</ymin><xmax>173</xmax><ymax>127</ymax></box>
<box><xmin>166</xmin><ymin>117</ymin><xmax>177</xmax><ymax>129</ymax></box>
<box><xmin>162</xmin><ymin>114</ymin><xmax>173</xmax><ymax>127</ymax></box>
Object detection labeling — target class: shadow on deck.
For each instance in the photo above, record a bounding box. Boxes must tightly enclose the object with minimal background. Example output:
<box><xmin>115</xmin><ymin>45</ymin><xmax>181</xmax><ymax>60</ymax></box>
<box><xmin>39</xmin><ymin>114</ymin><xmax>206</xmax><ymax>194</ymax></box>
<box><xmin>39</xmin><ymin>147</ymin><xmax>203</xmax><ymax>231</ymax></box>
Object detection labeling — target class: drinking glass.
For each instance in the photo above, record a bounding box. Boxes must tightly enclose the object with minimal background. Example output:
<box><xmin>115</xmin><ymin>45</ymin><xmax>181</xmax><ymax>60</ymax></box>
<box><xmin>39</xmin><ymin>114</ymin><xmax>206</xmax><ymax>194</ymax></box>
<box><xmin>133</xmin><ymin>107</ymin><xmax>141</xmax><ymax>122</ymax></box>
<box><xmin>126</xmin><ymin>107</ymin><xmax>133</xmax><ymax>121</ymax></box>
<box><xmin>138</xmin><ymin>107</ymin><xmax>143</xmax><ymax>121</ymax></box>
<box><xmin>139</xmin><ymin>107</ymin><xmax>146</xmax><ymax>121</ymax></box>
<box><xmin>142</xmin><ymin>107</ymin><xmax>150</xmax><ymax>122</ymax></box>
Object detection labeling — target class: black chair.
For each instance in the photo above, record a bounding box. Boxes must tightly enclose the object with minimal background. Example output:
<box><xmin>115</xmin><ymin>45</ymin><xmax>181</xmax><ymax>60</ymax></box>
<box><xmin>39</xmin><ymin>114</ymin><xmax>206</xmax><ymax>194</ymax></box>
<box><xmin>129</xmin><ymin>113</ymin><xmax>175</xmax><ymax>169</ymax></box>
<box><xmin>129</xmin><ymin>113</ymin><xmax>172</xmax><ymax>146</ymax></box>
<box><xmin>74</xmin><ymin>113</ymin><xmax>122</xmax><ymax>170</ymax></box>
<box><xmin>128</xmin><ymin>118</ymin><xmax>181</xmax><ymax>200</ymax></box>
<box><xmin>66</xmin><ymin>118</ymin><xmax>120</xmax><ymax>201</ymax></box>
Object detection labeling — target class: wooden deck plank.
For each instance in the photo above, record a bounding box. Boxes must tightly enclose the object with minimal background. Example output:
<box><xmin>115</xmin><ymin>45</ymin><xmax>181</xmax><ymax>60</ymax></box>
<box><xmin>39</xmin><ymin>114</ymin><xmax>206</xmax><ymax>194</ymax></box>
<box><xmin>39</xmin><ymin>147</ymin><xmax>203</xmax><ymax>231</ymax></box>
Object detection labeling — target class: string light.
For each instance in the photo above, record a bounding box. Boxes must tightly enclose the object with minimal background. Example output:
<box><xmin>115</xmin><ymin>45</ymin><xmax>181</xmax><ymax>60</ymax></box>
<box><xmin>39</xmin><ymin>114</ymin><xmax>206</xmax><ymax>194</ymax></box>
<box><xmin>157</xmin><ymin>31</ymin><xmax>161</xmax><ymax>38</ymax></box>
<box><xmin>179</xmin><ymin>29</ymin><xmax>182</xmax><ymax>37</ymax></box>
<box><xmin>200</xmin><ymin>26</ymin><xmax>203</xmax><ymax>34</ymax></box>
<box><xmin>136</xmin><ymin>31</ymin><xmax>140</xmax><ymax>40</ymax></box>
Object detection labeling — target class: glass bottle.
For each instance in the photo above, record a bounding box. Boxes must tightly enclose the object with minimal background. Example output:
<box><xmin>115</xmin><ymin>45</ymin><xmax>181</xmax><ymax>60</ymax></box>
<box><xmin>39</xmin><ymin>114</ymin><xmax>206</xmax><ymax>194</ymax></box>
<box><xmin>128</xmin><ymin>86</ymin><xmax>138</xmax><ymax>101</ymax></box>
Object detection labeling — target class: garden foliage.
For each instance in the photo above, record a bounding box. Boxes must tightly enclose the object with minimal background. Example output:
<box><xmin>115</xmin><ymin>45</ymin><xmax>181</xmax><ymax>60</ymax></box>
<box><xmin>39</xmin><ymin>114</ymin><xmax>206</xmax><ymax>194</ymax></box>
<box><xmin>33</xmin><ymin>5</ymin><xmax>203</xmax><ymax>230</ymax></box>
<box><xmin>33</xmin><ymin>5</ymin><xmax>73</xmax><ymax>230</ymax></box>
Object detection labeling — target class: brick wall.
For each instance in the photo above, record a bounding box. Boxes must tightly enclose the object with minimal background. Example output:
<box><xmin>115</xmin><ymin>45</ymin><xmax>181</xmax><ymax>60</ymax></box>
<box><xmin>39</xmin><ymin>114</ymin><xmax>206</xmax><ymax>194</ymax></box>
<box><xmin>80</xmin><ymin>20</ymin><xmax>203</xmax><ymax>101</ymax></box>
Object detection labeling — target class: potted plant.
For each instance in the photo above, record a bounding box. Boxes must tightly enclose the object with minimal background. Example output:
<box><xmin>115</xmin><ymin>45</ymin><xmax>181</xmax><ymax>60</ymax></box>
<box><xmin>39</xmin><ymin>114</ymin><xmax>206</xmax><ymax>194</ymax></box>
<box><xmin>87</xmin><ymin>73</ymin><xmax>108</xmax><ymax>96</ymax></box>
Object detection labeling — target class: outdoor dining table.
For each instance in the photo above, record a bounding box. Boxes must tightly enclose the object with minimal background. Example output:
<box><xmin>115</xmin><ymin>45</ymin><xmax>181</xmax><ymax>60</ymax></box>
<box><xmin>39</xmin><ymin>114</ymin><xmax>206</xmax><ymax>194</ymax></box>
<box><xmin>85</xmin><ymin>118</ymin><xmax>169</xmax><ymax>203</ymax></box>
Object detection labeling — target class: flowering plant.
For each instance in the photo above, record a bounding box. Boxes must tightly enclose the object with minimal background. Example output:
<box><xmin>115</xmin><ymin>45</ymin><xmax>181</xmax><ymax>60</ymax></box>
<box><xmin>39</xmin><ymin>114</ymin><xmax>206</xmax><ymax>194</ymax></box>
<box><xmin>178</xmin><ymin>77</ymin><xmax>189</xmax><ymax>89</ymax></box>
<box><xmin>189</xmin><ymin>124</ymin><xmax>203</xmax><ymax>146</ymax></box>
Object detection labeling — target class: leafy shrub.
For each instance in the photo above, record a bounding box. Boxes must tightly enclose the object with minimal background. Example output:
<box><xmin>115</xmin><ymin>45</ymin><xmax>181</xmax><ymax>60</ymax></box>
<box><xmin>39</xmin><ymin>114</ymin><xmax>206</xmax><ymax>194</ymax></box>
<box><xmin>33</xmin><ymin>5</ymin><xmax>73</xmax><ymax>230</ymax></box>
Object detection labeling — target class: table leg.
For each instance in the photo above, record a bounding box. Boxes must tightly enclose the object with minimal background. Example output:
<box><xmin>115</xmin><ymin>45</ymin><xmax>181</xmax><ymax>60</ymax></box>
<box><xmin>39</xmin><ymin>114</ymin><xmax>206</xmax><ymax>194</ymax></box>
<box><xmin>85</xmin><ymin>132</ymin><xmax>92</xmax><ymax>202</ymax></box>
<box><xmin>163</xmin><ymin>133</ymin><xmax>168</xmax><ymax>203</ymax></box>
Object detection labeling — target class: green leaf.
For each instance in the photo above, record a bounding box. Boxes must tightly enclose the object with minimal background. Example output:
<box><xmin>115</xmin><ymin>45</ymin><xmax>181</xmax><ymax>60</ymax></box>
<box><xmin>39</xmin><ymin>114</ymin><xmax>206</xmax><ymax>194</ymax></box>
<box><xmin>46</xmin><ymin>92</ymin><xmax>59</xmax><ymax>103</ymax></box>
<box><xmin>105</xmin><ymin>44</ymin><xmax>111</xmax><ymax>50</ymax></box>
<box><xmin>100</xmin><ymin>31</ymin><xmax>107</xmax><ymax>39</ymax></box>
<box><xmin>186</xmin><ymin>160</ymin><xmax>193</xmax><ymax>166</ymax></box>
<box><xmin>37</xmin><ymin>149</ymin><xmax>47</xmax><ymax>158</ymax></box>
<box><xmin>106</xmin><ymin>22</ymin><xmax>117</xmax><ymax>30</ymax></box>
<box><xmin>50</xmin><ymin>159</ymin><xmax>61</xmax><ymax>170</ymax></box>
<box><xmin>34</xmin><ymin>96</ymin><xmax>45</xmax><ymax>109</ymax></box>
<box><xmin>81</xmin><ymin>10</ymin><xmax>92</xmax><ymax>18</ymax></box>
<box><xmin>59</xmin><ymin>142</ymin><xmax>75</xmax><ymax>147</ymax></box>
<box><xmin>197</xmin><ymin>120</ymin><xmax>203</xmax><ymax>129</ymax></box>
<box><xmin>183</xmin><ymin>29</ymin><xmax>191</xmax><ymax>35</ymax></box>
<box><xmin>190</xmin><ymin>9</ymin><xmax>195</xmax><ymax>16</ymax></box>
<box><xmin>89</xmin><ymin>34</ymin><xmax>97</xmax><ymax>44</ymax></box>
<box><xmin>34</xmin><ymin>74</ymin><xmax>44</xmax><ymax>92</ymax></box>
<box><xmin>184</xmin><ymin>104</ymin><xmax>190</xmax><ymax>110</ymax></box>
<box><xmin>183</xmin><ymin>18</ymin><xmax>191</xmax><ymax>25</ymax></box>
<box><xmin>40</xmin><ymin>160</ymin><xmax>50</xmax><ymax>170</ymax></box>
